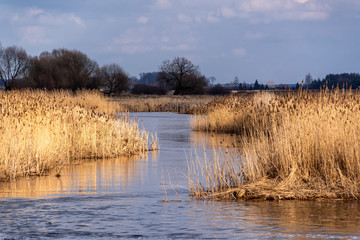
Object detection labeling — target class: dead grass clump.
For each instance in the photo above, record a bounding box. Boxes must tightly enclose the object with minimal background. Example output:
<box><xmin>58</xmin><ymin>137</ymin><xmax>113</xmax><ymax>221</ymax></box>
<box><xmin>192</xmin><ymin>91</ymin><xmax>276</xmax><ymax>134</ymax></box>
<box><xmin>190</xmin><ymin>89</ymin><xmax>360</xmax><ymax>200</ymax></box>
<box><xmin>0</xmin><ymin>90</ymin><xmax>151</xmax><ymax>180</ymax></box>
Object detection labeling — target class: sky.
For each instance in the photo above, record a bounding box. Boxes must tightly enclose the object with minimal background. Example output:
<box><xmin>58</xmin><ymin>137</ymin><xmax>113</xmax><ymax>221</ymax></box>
<box><xmin>0</xmin><ymin>0</ymin><xmax>359</xmax><ymax>84</ymax></box>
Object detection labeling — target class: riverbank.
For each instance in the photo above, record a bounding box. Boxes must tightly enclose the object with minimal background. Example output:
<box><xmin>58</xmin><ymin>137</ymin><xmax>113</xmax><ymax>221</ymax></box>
<box><xmin>190</xmin><ymin>88</ymin><xmax>360</xmax><ymax>200</ymax></box>
<box><xmin>0</xmin><ymin>90</ymin><xmax>152</xmax><ymax>181</ymax></box>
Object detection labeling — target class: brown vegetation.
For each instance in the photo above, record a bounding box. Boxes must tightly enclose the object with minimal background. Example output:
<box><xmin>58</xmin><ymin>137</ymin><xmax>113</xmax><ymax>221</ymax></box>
<box><xmin>0</xmin><ymin>90</ymin><xmax>152</xmax><ymax>181</ymax></box>
<box><xmin>190</xmin><ymin>89</ymin><xmax>360</xmax><ymax>200</ymax></box>
<box><xmin>113</xmin><ymin>94</ymin><xmax>216</xmax><ymax>114</ymax></box>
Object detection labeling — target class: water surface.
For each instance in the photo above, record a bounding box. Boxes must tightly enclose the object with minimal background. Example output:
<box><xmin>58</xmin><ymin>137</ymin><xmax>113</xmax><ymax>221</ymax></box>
<box><xmin>0</xmin><ymin>112</ymin><xmax>359</xmax><ymax>239</ymax></box>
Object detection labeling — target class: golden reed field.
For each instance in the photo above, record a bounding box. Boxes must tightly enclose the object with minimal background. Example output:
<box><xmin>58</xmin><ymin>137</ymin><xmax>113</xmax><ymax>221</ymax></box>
<box><xmin>190</xmin><ymin>88</ymin><xmax>360</xmax><ymax>200</ymax></box>
<box><xmin>0</xmin><ymin>90</ymin><xmax>154</xmax><ymax>181</ymax></box>
<box><xmin>113</xmin><ymin>95</ymin><xmax>216</xmax><ymax>114</ymax></box>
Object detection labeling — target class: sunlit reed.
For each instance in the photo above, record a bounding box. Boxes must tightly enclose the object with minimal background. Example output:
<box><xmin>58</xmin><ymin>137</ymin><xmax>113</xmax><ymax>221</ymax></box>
<box><xmin>190</xmin><ymin>88</ymin><xmax>360</xmax><ymax>200</ymax></box>
<box><xmin>0</xmin><ymin>90</ymin><xmax>151</xmax><ymax>180</ymax></box>
<box><xmin>113</xmin><ymin>95</ymin><xmax>216</xmax><ymax>114</ymax></box>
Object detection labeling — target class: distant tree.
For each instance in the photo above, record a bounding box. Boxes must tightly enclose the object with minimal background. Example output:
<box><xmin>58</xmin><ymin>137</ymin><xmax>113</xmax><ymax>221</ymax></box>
<box><xmin>304</xmin><ymin>73</ymin><xmax>313</xmax><ymax>87</ymax></box>
<box><xmin>207</xmin><ymin>76</ymin><xmax>216</xmax><ymax>86</ymax></box>
<box><xmin>233</xmin><ymin>76</ymin><xmax>239</xmax><ymax>85</ymax></box>
<box><xmin>306</xmin><ymin>73</ymin><xmax>360</xmax><ymax>90</ymax></box>
<box><xmin>158</xmin><ymin>57</ymin><xmax>208</xmax><ymax>95</ymax></box>
<box><xmin>137</xmin><ymin>72</ymin><xmax>159</xmax><ymax>86</ymax></box>
<box><xmin>254</xmin><ymin>79</ymin><xmax>260</xmax><ymax>90</ymax></box>
<box><xmin>99</xmin><ymin>63</ymin><xmax>130</xmax><ymax>94</ymax></box>
<box><xmin>0</xmin><ymin>45</ymin><xmax>29</xmax><ymax>90</ymax></box>
<box><xmin>208</xmin><ymin>84</ymin><xmax>230</xmax><ymax>95</ymax></box>
<box><xmin>131</xmin><ymin>84</ymin><xmax>166</xmax><ymax>95</ymax></box>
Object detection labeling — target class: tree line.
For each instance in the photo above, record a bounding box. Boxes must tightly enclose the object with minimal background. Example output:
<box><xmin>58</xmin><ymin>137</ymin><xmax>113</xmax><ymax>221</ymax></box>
<box><xmin>4</xmin><ymin>43</ymin><xmax>357</xmax><ymax>95</ymax></box>
<box><xmin>305</xmin><ymin>73</ymin><xmax>360</xmax><ymax>90</ymax></box>
<box><xmin>0</xmin><ymin>44</ymin><xmax>131</xmax><ymax>93</ymax></box>
<box><xmin>0</xmin><ymin>43</ymin><xmax>210</xmax><ymax>95</ymax></box>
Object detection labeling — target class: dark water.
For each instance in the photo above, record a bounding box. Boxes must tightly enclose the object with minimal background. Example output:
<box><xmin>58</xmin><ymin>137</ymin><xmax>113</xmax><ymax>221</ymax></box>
<box><xmin>0</xmin><ymin>112</ymin><xmax>360</xmax><ymax>239</ymax></box>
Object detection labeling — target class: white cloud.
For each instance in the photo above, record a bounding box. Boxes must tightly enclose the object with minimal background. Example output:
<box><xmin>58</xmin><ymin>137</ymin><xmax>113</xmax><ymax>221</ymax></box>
<box><xmin>178</xmin><ymin>14</ymin><xmax>192</xmax><ymax>23</ymax></box>
<box><xmin>245</xmin><ymin>31</ymin><xmax>265</xmax><ymax>40</ymax></box>
<box><xmin>296</xmin><ymin>0</ymin><xmax>310</xmax><ymax>3</ymax></box>
<box><xmin>12</xmin><ymin>7</ymin><xmax>86</xmax><ymax>27</ymax></box>
<box><xmin>237</xmin><ymin>0</ymin><xmax>330</xmax><ymax>21</ymax></box>
<box><xmin>161</xmin><ymin>44</ymin><xmax>194</xmax><ymax>51</ymax></box>
<box><xmin>222</xmin><ymin>7</ymin><xmax>236</xmax><ymax>18</ymax></box>
<box><xmin>206</xmin><ymin>12</ymin><xmax>221</xmax><ymax>23</ymax></box>
<box><xmin>109</xmin><ymin>28</ymin><xmax>157</xmax><ymax>54</ymax></box>
<box><xmin>232</xmin><ymin>48</ymin><xmax>247</xmax><ymax>57</ymax></box>
<box><xmin>137</xmin><ymin>16</ymin><xmax>149</xmax><ymax>24</ymax></box>
<box><xmin>67</xmin><ymin>14</ymin><xmax>85</xmax><ymax>27</ymax></box>
<box><xmin>28</xmin><ymin>7</ymin><xmax>44</xmax><ymax>17</ymax></box>
<box><xmin>153</xmin><ymin>0</ymin><xmax>171</xmax><ymax>9</ymax></box>
<box><xmin>19</xmin><ymin>26</ymin><xmax>51</xmax><ymax>45</ymax></box>
<box><xmin>154</xmin><ymin>0</ymin><xmax>329</xmax><ymax>23</ymax></box>
<box><xmin>160</xmin><ymin>29</ymin><xmax>198</xmax><ymax>52</ymax></box>
<box><xmin>121</xmin><ymin>45</ymin><xmax>153</xmax><ymax>54</ymax></box>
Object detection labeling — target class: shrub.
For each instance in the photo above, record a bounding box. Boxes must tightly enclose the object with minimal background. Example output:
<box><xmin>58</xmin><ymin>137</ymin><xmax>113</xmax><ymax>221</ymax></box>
<box><xmin>131</xmin><ymin>84</ymin><xmax>167</xmax><ymax>95</ymax></box>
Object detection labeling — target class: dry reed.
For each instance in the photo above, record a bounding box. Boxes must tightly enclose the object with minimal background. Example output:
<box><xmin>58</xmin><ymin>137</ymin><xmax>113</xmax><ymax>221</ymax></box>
<box><xmin>0</xmin><ymin>90</ymin><xmax>151</xmax><ymax>181</ymax></box>
<box><xmin>112</xmin><ymin>95</ymin><xmax>216</xmax><ymax>114</ymax></box>
<box><xmin>190</xmin><ymin>89</ymin><xmax>360</xmax><ymax>200</ymax></box>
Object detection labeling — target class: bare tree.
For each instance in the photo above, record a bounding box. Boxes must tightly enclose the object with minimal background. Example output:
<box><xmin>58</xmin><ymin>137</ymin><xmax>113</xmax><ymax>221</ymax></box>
<box><xmin>158</xmin><ymin>57</ymin><xmax>208</xmax><ymax>94</ymax></box>
<box><xmin>0</xmin><ymin>45</ymin><xmax>29</xmax><ymax>90</ymax></box>
<box><xmin>54</xmin><ymin>49</ymin><xmax>99</xmax><ymax>90</ymax></box>
<box><xmin>305</xmin><ymin>73</ymin><xmax>313</xmax><ymax>87</ymax></box>
<box><xmin>99</xmin><ymin>63</ymin><xmax>130</xmax><ymax>94</ymax></box>
<box><xmin>26</xmin><ymin>49</ymin><xmax>99</xmax><ymax>90</ymax></box>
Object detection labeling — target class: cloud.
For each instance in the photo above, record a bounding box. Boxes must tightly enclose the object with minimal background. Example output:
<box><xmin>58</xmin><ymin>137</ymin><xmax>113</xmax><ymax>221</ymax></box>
<box><xmin>150</xmin><ymin>0</ymin><xmax>329</xmax><ymax>24</ymax></box>
<box><xmin>296</xmin><ymin>0</ymin><xmax>310</xmax><ymax>3</ymax></box>
<box><xmin>221</xmin><ymin>7</ymin><xmax>236</xmax><ymax>18</ymax></box>
<box><xmin>206</xmin><ymin>12</ymin><xmax>221</xmax><ymax>23</ymax></box>
<box><xmin>232</xmin><ymin>48</ymin><xmax>247</xmax><ymax>57</ymax></box>
<box><xmin>153</xmin><ymin>0</ymin><xmax>171</xmax><ymax>9</ymax></box>
<box><xmin>245</xmin><ymin>31</ymin><xmax>265</xmax><ymax>40</ymax></box>
<box><xmin>18</xmin><ymin>25</ymin><xmax>51</xmax><ymax>45</ymax></box>
<box><xmin>10</xmin><ymin>7</ymin><xmax>86</xmax><ymax>46</ymax></box>
<box><xmin>120</xmin><ymin>45</ymin><xmax>153</xmax><ymax>54</ymax></box>
<box><xmin>161</xmin><ymin>44</ymin><xmax>194</xmax><ymax>51</ymax></box>
<box><xmin>237</xmin><ymin>0</ymin><xmax>330</xmax><ymax>21</ymax></box>
<box><xmin>137</xmin><ymin>16</ymin><xmax>149</xmax><ymax>24</ymax></box>
<box><xmin>11</xmin><ymin>7</ymin><xmax>86</xmax><ymax>27</ymax></box>
<box><xmin>108</xmin><ymin>28</ymin><xmax>157</xmax><ymax>54</ymax></box>
<box><xmin>160</xmin><ymin>29</ymin><xmax>198</xmax><ymax>52</ymax></box>
<box><xmin>28</xmin><ymin>7</ymin><xmax>44</xmax><ymax>17</ymax></box>
<box><xmin>178</xmin><ymin>14</ymin><xmax>192</xmax><ymax>23</ymax></box>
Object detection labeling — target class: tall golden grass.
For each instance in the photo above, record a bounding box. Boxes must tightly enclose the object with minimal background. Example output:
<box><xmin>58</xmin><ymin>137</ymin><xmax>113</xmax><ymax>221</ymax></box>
<box><xmin>190</xmin><ymin>89</ymin><xmax>360</xmax><ymax>200</ymax></box>
<box><xmin>113</xmin><ymin>95</ymin><xmax>216</xmax><ymax>114</ymax></box>
<box><xmin>0</xmin><ymin>90</ymin><xmax>151</xmax><ymax>181</ymax></box>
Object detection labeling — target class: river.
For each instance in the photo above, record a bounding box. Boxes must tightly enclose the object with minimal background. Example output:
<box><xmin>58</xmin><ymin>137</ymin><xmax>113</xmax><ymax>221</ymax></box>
<box><xmin>0</xmin><ymin>112</ymin><xmax>359</xmax><ymax>239</ymax></box>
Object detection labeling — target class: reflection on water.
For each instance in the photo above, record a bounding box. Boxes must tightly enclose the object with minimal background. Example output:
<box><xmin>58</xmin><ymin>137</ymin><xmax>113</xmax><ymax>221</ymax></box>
<box><xmin>0</xmin><ymin>112</ymin><xmax>360</xmax><ymax>239</ymax></box>
<box><xmin>0</xmin><ymin>155</ymin><xmax>155</xmax><ymax>198</ymax></box>
<box><xmin>191</xmin><ymin>131</ymin><xmax>242</xmax><ymax>149</ymax></box>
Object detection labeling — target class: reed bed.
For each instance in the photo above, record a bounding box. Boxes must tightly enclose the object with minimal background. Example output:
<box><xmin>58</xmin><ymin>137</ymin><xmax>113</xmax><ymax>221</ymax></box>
<box><xmin>112</xmin><ymin>95</ymin><xmax>216</xmax><ymax>114</ymax></box>
<box><xmin>0</xmin><ymin>90</ymin><xmax>151</xmax><ymax>181</ymax></box>
<box><xmin>190</xmin><ymin>89</ymin><xmax>360</xmax><ymax>200</ymax></box>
